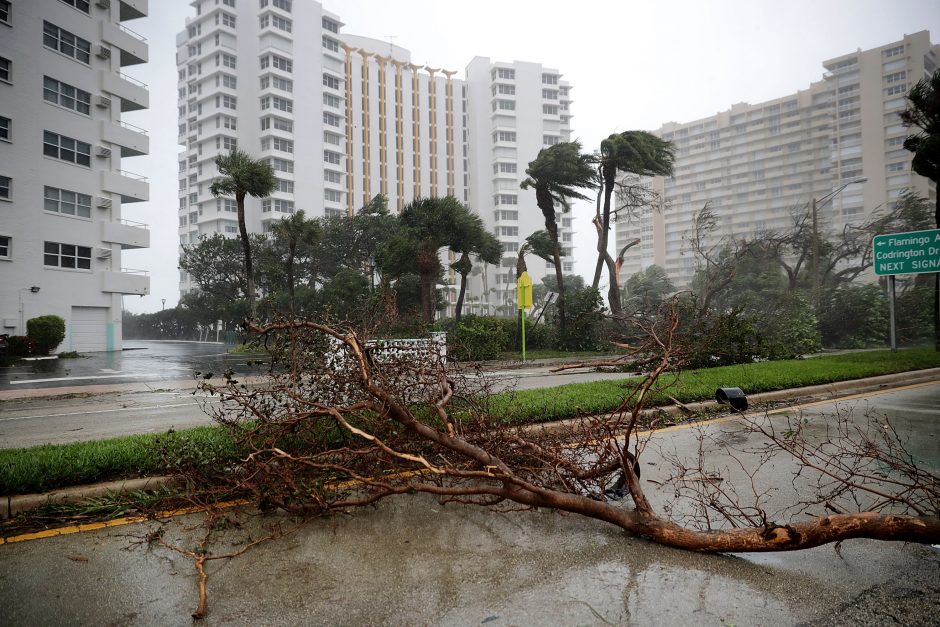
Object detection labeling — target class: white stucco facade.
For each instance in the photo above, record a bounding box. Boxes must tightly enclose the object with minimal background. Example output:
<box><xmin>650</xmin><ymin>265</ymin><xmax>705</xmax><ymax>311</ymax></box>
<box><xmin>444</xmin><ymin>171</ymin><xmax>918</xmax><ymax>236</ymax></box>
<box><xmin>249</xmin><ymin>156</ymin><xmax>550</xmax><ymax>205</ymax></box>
<box><xmin>0</xmin><ymin>0</ymin><xmax>150</xmax><ymax>352</ymax></box>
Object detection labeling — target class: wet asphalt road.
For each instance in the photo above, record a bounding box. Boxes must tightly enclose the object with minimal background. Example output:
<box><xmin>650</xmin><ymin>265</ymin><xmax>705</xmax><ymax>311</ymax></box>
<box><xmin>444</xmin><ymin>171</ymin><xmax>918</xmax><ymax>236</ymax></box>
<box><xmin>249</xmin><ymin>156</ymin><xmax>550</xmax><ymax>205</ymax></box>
<box><xmin>1</xmin><ymin>385</ymin><xmax>938</xmax><ymax>625</ymax></box>
<box><xmin>0</xmin><ymin>341</ymin><xmax>267</xmax><ymax>390</ymax></box>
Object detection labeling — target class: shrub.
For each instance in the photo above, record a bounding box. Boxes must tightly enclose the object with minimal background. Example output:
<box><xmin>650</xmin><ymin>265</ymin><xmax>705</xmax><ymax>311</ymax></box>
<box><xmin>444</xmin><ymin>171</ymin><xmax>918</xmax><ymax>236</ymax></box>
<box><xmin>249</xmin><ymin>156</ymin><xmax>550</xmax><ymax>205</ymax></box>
<box><xmin>760</xmin><ymin>292</ymin><xmax>822</xmax><ymax>358</ymax></box>
<box><xmin>816</xmin><ymin>284</ymin><xmax>889</xmax><ymax>349</ymax></box>
<box><xmin>27</xmin><ymin>315</ymin><xmax>66</xmax><ymax>355</ymax></box>
<box><xmin>447</xmin><ymin>315</ymin><xmax>509</xmax><ymax>361</ymax></box>
<box><xmin>7</xmin><ymin>335</ymin><xmax>34</xmax><ymax>357</ymax></box>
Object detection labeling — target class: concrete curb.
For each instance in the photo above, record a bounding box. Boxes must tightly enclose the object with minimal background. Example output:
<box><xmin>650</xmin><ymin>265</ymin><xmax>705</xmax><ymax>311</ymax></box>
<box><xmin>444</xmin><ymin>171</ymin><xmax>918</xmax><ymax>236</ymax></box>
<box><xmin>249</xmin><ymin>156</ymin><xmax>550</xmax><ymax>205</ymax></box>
<box><xmin>4</xmin><ymin>475</ymin><xmax>182</xmax><ymax>520</ymax></box>
<box><xmin>3</xmin><ymin>368</ymin><xmax>938</xmax><ymax>520</ymax></box>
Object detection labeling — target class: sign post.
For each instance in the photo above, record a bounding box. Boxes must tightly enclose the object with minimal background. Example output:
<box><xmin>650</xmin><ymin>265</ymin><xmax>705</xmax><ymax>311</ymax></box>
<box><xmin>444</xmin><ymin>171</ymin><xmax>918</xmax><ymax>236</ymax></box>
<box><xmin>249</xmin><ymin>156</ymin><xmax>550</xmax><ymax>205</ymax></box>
<box><xmin>873</xmin><ymin>229</ymin><xmax>940</xmax><ymax>352</ymax></box>
<box><xmin>516</xmin><ymin>271</ymin><xmax>533</xmax><ymax>362</ymax></box>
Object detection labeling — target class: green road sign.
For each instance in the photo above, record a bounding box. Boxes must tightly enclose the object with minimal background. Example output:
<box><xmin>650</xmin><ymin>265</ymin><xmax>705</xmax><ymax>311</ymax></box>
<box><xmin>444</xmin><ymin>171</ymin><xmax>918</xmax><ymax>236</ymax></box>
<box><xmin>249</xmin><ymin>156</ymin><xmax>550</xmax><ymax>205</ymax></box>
<box><xmin>873</xmin><ymin>228</ymin><xmax>940</xmax><ymax>276</ymax></box>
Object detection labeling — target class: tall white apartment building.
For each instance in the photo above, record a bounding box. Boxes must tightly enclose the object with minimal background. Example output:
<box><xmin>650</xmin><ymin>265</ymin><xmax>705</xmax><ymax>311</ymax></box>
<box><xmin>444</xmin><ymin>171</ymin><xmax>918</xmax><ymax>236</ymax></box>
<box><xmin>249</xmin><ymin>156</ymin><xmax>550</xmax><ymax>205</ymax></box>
<box><xmin>617</xmin><ymin>31</ymin><xmax>938</xmax><ymax>288</ymax></box>
<box><xmin>465</xmin><ymin>58</ymin><xmax>575</xmax><ymax>314</ymax></box>
<box><xmin>176</xmin><ymin>1</ymin><xmax>574</xmax><ymax>314</ymax></box>
<box><xmin>0</xmin><ymin>0</ymin><xmax>150</xmax><ymax>352</ymax></box>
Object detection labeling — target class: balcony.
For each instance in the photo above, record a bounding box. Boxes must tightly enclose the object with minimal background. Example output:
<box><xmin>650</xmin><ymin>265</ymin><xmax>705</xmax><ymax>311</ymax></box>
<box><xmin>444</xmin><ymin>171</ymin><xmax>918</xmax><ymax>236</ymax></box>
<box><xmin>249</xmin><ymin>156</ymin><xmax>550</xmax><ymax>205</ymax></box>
<box><xmin>101</xmin><ymin>268</ymin><xmax>149</xmax><ymax>295</ymax></box>
<box><xmin>100</xmin><ymin>219</ymin><xmax>150</xmax><ymax>250</ymax></box>
<box><xmin>101</xmin><ymin>169</ymin><xmax>149</xmax><ymax>203</ymax></box>
<box><xmin>101</xmin><ymin>120</ymin><xmax>149</xmax><ymax>157</ymax></box>
<box><xmin>99</xmin><ymin>70</ymin><xmax>149</xmax><ymax>112</ymax></box>
<box><xmin>100</xmin><ymin>20</ymin><xmax>149</xmax><ymax>66</ymax></box>
<box><xmin>119</xmin><ymin>0</ymin><xmax>148</xmax><ymax>21</ymax></box>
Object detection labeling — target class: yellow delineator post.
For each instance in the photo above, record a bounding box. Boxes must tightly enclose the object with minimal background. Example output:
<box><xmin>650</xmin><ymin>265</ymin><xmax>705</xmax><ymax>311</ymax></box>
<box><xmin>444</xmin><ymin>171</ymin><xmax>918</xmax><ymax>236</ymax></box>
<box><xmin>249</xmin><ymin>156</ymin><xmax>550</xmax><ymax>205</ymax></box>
<box><xmin>517</xmin><ymin>271</ymin><xmax>533</xmax><ymax>362</ymax></box>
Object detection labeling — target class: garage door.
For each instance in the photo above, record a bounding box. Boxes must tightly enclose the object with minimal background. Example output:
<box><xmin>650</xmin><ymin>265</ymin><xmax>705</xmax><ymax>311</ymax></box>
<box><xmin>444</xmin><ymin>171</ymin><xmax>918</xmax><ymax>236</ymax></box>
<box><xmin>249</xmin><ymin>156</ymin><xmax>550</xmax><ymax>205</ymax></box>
<box><xmin>70</xmin><ymin>306</ymin><xmax>108</xmax><ymax>352</ymax></box>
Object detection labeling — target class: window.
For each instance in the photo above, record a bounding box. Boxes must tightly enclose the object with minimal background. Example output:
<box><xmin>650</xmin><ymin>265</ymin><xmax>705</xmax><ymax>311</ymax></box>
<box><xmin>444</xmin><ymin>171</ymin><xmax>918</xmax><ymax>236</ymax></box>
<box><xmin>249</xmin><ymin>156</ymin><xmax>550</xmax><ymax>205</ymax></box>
<box><xmin>493</xmin><ymin>100</ymin><xmax>514</xmax><ymax>111</ymax></box>
<box><xmin>543</xmin><ymin>104</ymin><xmax>558</xmax><ymax>115</ymax></box>
<box><xmin>324</xmin><ymin>169</ymin><xmax>342</xmax><ymax>183</ymax></box>
<box><xmin>324</xmin><ymin>150</ymin><xmax>342</xmax><ymax>165</ymax></box>
<box><xmin>267</xmin><ymin>75</ymin><xmax>292</xmax><ymax>91</ymax></box>
<box><xmin>885</xmin><ymin>83</ymin><xmax>906</xmax><ymax>96</ymax></box>
<box><xmin>224</xmin><ymin>223</ymin><xmax>238</xmax><ymax>234</ymax></box>
<box><xmin>269</xmin><ymin>157</ymin><xmax>293</xmax><ymax>172</ymax></box>
<box><xmin>43</xmin><ymin>22</ymin><xmax>91</xmax><ymax>64</ymax></box>
<box><xmin>323</xmin><ymin>36</ymin><xmax>339</xmax><ymax>52</ymax></box>
<box><xmin>272</xmin><ymin>96</ymin><xmax>292</xmax><ymax>112</ymax></box>
<box><xmin>220</xmin><ymin>74</ymin><xmax>237</xmax><ymax>89</ymax></box>
<box><xmin>221</xmin><ymin>94</ymin><xmax>237</xmax><ymax>109</ymax></box>
<box><xmin>217</xmin><ymin>136</ymin><xmax>237</xmax><ymax>151</ymax></box>
<box><xmin>217</xmin><ymin>198</ymin><xmax>237</xmax><ymax>212</ymax></box>
<box><xmin>323</xmin><ymin>111</ymin><xmax>341</xmax><ymax>127</ymax></box>
<box><xmin>276</xmin><ymin>179</ymin><xmax>293</xmax><ymax>193</ymax></box>
<box><xmin>0</xmin><ymin>56</ymin><xmax>9</xmax><ymax>83</ymax></box>
<box><xmin>542</xmin><ymin>89</ymin><xmax>558</xmax><ymax>100</ymax></box>
<box><xmin>322</xmin><ymin>17</ymin><xmax>338</xmax><ymax>33</ymax></box>
<box><xmin>324</xmin><ymin>189</ymin><xmax>342</xmax><ymax>202</ymax></box>
<box><xmin>887</xmin><ymin>136</ymin><xmax>905</xmax><ymax>147</ymax></box>
<box><xmin>543</xmin><ymin>135</ymin><xmax>559</xmax><ymax>146</ymax></box>
<box><xmin>58</xmin><ymin>0</ymin><xmax>90</xmax><ymax>12</ymax></box>
<box><xmin>887</xmin><ymin>162</ymin><xmax>906</xmax><ymax>172</ymax></box>
<box><xmin>884</xmin><ymin>45</ymin><xmax>905</xmax><ymax>58</ymax></box>
<box><xmin>43</xmin><ymin>131</ymin><xmax>91</xmax><ymax>166</ymax></box>
<box><xmin>220</xmin><ymin>115</ymin><xmax>237</xmax><ymax>130</ymax></box>
<box><xmin>0</xmin><ymin>235</ymin><xmax>9</xmax><ymax>259</ymax></box>
<box><xmin>44</xmin><ymin>186</ymin><xmax>91</xmax><ymax>217</ymax></box>
<box><xmin>323</xmin><ymin>93</ymin><xmax>341</xmax><ymax>108</ymax></box>
<box><xmin>0</xmin><ymin>175</ymin><xmax>9</xmax><ymax>200</ymax></box>
<box><xmin>223</xmin><ymin>0</ymin><xmax>235</xmax><ymax>6</ymax></box>
<box><xmin>885</xmin><ymin>71</ymin><xmax>906</xmax><ymax>84</ymax></box>
<box><xmin>496</xmin><ymin>226</ymin><xmax>518</xmax><ymax>237</ymax></box>
<box><xmin>497</xmin><ymin>210</ymin><xmax>518</xmax><ymax>221</ymax></box>
<box><xmin>260</xmin><ymin>14</ymin><xmax>291</xmax><ymax>32</ymax></box>
<box><xmin>494</xmin><ymin>68</ymin><xmax>515</xmax><ymax>80</ymax></box>
<box><xmin>323</xmin><ymin>73</ymin><xmax>340</xmax><ymax>89</ymax></box>
<box><xmin>44</xmin><ymin>241</ymin><xmax>91</xmax><ymax>269</ymax></box>
<box><xmin>273</xmin><ymin>0</ymin><xmax>292</xmax><ymax>10</ymax></box>
<box><xmin>494</xmin><ymin>163</ymin><xmax>517</xmax><ymax>174</ymax></box>
<box><xmin>494</xmin><ymin>130</ymin><xmax>516</xmax><ymax>142</ymax></box>
<box><xmin>495</xmin><ymin>194</ymin><xmax>518</xmax><ymax>206</ymax></box>
<box><xmin>0</xmin><ymin>116</ymin><xmax>9</xmax><ymax>141</ymax></box>
<box><xmin>222</xmin><ymin>53</ymin><xmax>237</xmax><ymax>69</ymax></box>
<box><xmin>493</xmin><ymin>84</ymin><xmax>515</xmax><ymax>95</ymax></box>
<box><xmin>542</xmin><ymin>73</ymin><xmax>559</xmax><ymax>84</ymax></box>
<box><xmin>0</xmin><ymin>1</ymin><xmax>9</xmax><ymax>25</ymax></box>
<box><xmin>272</xmin><ymin>55</ymin><xmax>292</xmax><ymax>72</ymax></box>
<box><xmin>262</xmin><ymin>198</ymin><xmax>294</xmax><ymax>213</ymax></box>
<box><xmin>43</xmin><ymin>77</ymin><xmax>91</xmax><ymax>115</ymax></box>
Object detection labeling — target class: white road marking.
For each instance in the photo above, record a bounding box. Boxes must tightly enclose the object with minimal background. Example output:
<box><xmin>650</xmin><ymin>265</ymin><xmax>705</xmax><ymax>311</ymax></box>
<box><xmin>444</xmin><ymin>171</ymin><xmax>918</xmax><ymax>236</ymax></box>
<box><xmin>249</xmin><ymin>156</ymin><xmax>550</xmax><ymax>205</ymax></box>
<box><xmin>8</xmin><ymin>373</ymin><xmax>164</xmax><ymax>385</ymax></box>
<box><xmin>0</xmin><ymin>400</ymin><xmax>215</xmax><ymax>422</ymax></box>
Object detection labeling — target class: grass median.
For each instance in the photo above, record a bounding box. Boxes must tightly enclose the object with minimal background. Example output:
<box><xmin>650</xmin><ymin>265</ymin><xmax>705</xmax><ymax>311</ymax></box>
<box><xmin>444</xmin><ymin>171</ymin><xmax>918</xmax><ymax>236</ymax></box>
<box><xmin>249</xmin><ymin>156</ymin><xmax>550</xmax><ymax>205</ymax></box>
<box><xmin>2</xmin><ymin>348</ymin><xmax>938</xmax><ymax>496</ymax></box>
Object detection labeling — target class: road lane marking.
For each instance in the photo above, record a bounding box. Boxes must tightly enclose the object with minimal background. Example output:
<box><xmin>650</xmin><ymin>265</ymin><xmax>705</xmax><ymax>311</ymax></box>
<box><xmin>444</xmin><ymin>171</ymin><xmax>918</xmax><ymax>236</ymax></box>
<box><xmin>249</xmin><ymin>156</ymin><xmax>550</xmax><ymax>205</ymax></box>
<box><xmin>8</xmin><ymin>373</ymin><xmax>165</xmax><ymax>385</ymax></box>
<box><xmin>0</xmin><ymin>400</ymin><xmax>215</xmax><ymax>422</ymax></box>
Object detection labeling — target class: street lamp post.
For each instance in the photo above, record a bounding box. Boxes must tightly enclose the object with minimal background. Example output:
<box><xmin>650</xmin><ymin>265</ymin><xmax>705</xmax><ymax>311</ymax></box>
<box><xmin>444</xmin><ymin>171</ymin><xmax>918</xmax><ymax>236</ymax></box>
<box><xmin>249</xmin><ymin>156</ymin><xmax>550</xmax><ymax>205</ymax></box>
<box><xmin>161</xmin><ymin>298</ymin><xmax>166</xmax><ymax>311</ymax></box>
<box><xmin>811</xmin><ymin>177</ymin><xmax>867</xmax><ymax>299</ymax></box>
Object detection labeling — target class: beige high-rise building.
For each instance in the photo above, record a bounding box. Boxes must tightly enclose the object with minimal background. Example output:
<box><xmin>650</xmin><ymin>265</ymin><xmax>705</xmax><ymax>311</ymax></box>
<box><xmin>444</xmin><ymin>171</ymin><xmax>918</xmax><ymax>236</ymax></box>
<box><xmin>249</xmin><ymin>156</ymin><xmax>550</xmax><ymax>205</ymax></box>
<box><xmin>616</xmin><ymin>31</ymin><xmax>938</xmax><ymax>289</ymax></box>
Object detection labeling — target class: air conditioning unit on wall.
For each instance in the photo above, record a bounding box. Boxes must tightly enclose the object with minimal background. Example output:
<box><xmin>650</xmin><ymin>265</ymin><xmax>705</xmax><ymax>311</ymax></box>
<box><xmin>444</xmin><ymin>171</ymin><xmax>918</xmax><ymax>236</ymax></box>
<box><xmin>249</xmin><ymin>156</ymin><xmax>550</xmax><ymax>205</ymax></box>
<box><xmin>96</xmin><ymin>196</ymin><xmax>112</xmax><ymax>209</ymax></box>
<box><xmin>95</xmin><ymin>45</ymin><xmax>111</xmax><ymax>60</ymax></box>
<box><xmin>96</xmin><ymin>146</ymin><xmax>112</xmax><ymax>158</ymax></box>
<box><xmin>96</xmin><ymin>247</ymin><xmax>112</xmax><ymax>259</ymax></box>
<box><xmin>96</xmin><ymin>95</ymin><xmax>112</xmax><ymax>109</ymax></box>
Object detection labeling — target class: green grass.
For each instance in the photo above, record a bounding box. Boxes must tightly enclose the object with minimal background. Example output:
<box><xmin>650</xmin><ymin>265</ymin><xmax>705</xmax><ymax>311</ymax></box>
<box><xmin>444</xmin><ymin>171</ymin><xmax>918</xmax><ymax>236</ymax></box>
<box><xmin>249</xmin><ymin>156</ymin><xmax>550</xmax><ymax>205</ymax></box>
<box><xmin>1</xmin><ymin>348</ymin><xmax>937</xmax><ymax>496</ymax></box>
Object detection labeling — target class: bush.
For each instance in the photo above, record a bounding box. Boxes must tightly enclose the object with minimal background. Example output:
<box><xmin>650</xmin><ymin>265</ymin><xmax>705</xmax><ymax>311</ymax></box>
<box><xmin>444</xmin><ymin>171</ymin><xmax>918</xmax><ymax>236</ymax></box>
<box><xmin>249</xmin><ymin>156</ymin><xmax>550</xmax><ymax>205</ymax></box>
<box><xmin>27</xmin><ymin>315</ymin><xmax>66</xmax><ymax>355</ymax></box>
<box><xmin>7</xmin><ymin>335</ymin><xmax>34</xmax><ymax>357</ymax></box>
<box><xmin>760</xmin><ymin>292</ymin><xmax>822</xmax><ymax>358</ymax></box>
<box><xmin>816</xmin><ymin>284</ymin><xmax>889</xmax><ymax>349</ymax></box>
<box><xmin>446</xmin><ymin>315</ymin><xmax>510</xmax><ymax>361</ymax></box>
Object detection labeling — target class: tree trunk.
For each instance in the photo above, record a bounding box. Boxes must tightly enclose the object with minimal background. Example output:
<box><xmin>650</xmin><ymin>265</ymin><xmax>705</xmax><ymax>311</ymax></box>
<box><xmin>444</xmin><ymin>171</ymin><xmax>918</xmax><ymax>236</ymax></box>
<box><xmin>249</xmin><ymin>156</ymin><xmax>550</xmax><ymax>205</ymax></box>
<box><xmin>591</xmin><ymin>181</ymin><xmax>606</xmax><ymax>290</ymax></box>
<box><xmin>536</xmin><ymin>187</ymin><xmax>565</xmax><ymax>337</ymax></box>
<box><xmin>455</xmin><ymin>270</ymin><xmax>468</xmax><ymax>322</ymax></box>
<box><xmin>236</xmin><ymin>192</ymin><xmax>255</xmax><ymax>320</ymax></box>
<box><xmin>286</xmin><ymin>242</ymin><xmax>296</xmax><ymax>314</ymax></box>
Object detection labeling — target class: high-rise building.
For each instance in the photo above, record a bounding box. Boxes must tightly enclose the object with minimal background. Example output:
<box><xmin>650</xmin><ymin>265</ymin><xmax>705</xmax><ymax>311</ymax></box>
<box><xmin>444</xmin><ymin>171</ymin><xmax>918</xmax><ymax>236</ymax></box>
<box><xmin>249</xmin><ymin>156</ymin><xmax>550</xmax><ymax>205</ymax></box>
<box><xmin>465</xmin><ymin>58</ymin><xmax>575</xmax><ymax>314</ymax></box>
<box><xmin>175</xmin><ymin>0</ymin><xmax>574</xmax><ymax>315</ymax></box>
<box><xmin>616</xmin><ymin>31</ymin><xmax>938</xmax><ymax>289</ymax></box>
<box><xmin>0</xmin><ymin>0</ymin><xmax>150</xmax><ymax>352</ymax></box>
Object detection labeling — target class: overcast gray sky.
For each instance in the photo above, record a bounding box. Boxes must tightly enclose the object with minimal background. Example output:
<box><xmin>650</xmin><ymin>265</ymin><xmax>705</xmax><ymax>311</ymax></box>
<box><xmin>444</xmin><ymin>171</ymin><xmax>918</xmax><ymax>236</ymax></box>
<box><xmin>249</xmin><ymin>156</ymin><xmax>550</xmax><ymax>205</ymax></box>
<box><xmin>121</xmin><ymin>0</ymin><xmax>940</xmax><ymax>313</ymax></box>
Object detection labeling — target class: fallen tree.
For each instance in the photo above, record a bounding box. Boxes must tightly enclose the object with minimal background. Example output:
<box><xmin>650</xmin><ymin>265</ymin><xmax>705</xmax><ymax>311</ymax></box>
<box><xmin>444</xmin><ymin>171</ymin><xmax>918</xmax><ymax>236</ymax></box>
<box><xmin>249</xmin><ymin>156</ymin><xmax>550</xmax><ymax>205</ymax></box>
<box><xmin>187</xmin><ymin>306</ymin><xmax>939</xmax><ymax>555</ymax></box>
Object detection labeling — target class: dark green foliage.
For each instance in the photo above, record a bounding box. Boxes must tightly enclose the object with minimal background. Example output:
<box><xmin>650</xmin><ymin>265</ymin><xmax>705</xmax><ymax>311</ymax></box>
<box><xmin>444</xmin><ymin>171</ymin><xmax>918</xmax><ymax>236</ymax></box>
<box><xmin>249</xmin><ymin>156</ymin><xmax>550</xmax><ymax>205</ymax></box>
<box><xmin>445</xmin><ymin>315</ymin><xmax>510</xmax><ymax>361</ymax></box>
<box><xmin>538</xmin><ymin>275</ymin><xmax>607</xmax><ymax>351</ymax></box>
<box><xmin>623</xmin><ymin>264</ymin><xmax>675</xmax><ymax>317</ymax></box>
<box><xmin>817</xmin><ymin>284</ymin><xmax>889</xmax><ymax>348</ymax></box>
<box><xmin>896</xmin><ymin>281</ymin><xmax>935</xmax><ymax>345</ymax></box>
<box><xmin>7</xmin><ymin>335</ymin><xmax>34</xmax><ymax>357</ymax></box>
<box><xmin>759</xmin><ymin>292</ymin><xmax>822</xmax><ymax>358</ymax></box>
<box><xmin>26</xmin><ymin>315</ymin><xmax>66</xmax><ymax>355</ymax></box>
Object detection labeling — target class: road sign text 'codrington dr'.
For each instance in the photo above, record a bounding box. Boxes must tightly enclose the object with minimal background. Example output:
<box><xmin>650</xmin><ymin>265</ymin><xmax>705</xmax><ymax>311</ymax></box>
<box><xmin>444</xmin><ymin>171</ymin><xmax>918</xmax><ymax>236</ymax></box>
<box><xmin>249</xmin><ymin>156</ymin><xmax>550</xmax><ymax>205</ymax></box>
<box><xmin>873</xmin><ymin>229</ymin><xmax>940</xmax><ymax>276</ymax></box>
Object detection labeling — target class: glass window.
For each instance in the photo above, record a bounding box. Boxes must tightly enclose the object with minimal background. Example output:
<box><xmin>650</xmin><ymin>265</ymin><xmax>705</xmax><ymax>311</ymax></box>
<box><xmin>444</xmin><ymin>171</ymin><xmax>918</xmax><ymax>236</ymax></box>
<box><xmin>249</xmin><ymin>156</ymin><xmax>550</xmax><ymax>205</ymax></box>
<box><xmin>44</xmin><ymin>241</ymin><xmax>92</xmax><ymax>269</ymax></box>
<box><xmin>43</xmin><ymin>76</ymin><xmax>91</xmax><ymax>115</ymax></box>
<box><xmin>43</xmin><ymin>22</ymin><xmax>91</xmax><ymax>64</ymax></box>
<box><xmin>44</xmin><ymin>186</ymin><xmax>92</xmax><ymax>217</ymax></box>
<box><xmin>43</xmin><ymin>131</ymin><xmax>91</xmax><ymax>167</ymax></box>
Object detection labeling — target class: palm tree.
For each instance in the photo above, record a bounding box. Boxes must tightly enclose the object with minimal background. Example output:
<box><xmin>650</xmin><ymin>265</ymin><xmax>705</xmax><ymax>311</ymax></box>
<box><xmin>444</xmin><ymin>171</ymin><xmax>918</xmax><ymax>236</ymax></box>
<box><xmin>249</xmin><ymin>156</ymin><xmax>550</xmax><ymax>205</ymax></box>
<box><xmin>397</xmin><ymin>196</ymin><xmax>467</xmax><ymax>324</ymax></box>
<box><xmin>592</xmin><ymin>131</ymin><xmax>675</xmax><ymax>318</ymax></box>
<box><xmin>450</xmin><ymin>212</ymin><xmax>502</xmax><ymax>322</ymax></box>
<box><xmin>901</xmin><ymin>70</ymin><xmax>940</xmax><ymax>350</ymax></box>
<box><xmin>271</xmin><ymin>210</ymin><xmax>321</xmax><ymax>313</ymax></box>
<box><xmin>210</xmin><ymin>149</ymin><xmax>277</xmax><ymax>319</ymax></box>
<box><xmin>520</xmin><ymin>142</ymin><xmax>596</xmax><ymax>338</ymax></box>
